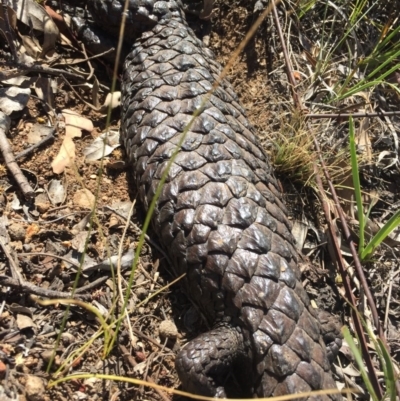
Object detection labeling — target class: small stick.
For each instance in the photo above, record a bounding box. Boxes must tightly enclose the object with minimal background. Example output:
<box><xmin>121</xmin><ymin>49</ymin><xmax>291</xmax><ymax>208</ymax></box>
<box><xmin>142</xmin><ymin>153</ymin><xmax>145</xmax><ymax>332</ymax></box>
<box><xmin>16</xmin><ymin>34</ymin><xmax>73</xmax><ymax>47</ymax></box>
<box><xmin>0</xmin><ymin>237</ymin><xmax>23</xmax><ymax>284</ymax></box>
<box><xmin>0</xmin><ymin>112</ymin><xmax>35</xmax><ymax>200</ymax></box>
<box><xmin>2</xmin><ymin>62</ymin><xmax>87</xmax><ymax>81</ymax></box>
<box><xmin>0</xmin><ymin>275</ymin><xmax>93</xmax><ymax>300</ymax></box>
<box><xmin>305</xmin><ymin>110</ymin><xmax>400</xmax><ymax>119</ymax></box>
<box><xmin>15</xmin><ymin>126</ymin><xmax>56</xmax><ymax>160</ymax></box>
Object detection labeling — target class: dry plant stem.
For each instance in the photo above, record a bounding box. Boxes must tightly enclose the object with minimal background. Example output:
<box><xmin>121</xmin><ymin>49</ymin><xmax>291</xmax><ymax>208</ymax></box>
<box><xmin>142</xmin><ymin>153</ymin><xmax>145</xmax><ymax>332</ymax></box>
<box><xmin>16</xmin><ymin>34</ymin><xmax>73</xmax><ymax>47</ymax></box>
<box><xmin>313</xmin><ymin>139</ymin><xmax>400</xmax><ymax>397</ymax></box>
<box><xmin>118</xmin><ymin>342</ymin><xmax>170</xmax><ymax>401</ymax></box>
<box><xmin>61</xmin><ymin>75</ymin><xmax>100</xmax><ymax>111</ymax></box>
<box><xmin>15</xmin><ymin>126</ymin><xmax>56</xmax><ymax>160</ymax></box>
<box><xmin>0</xmin><ymin>237</ymin><xmax>23</xmax><ymax>283</ymax></box>
<box><xmin>117</xmin><ymin>200</ymin><xmax>136</xmax><ymax>345</ymax></box>
<box><xmin>270</xmin><ymin>4</ymin><xmax>393</xmax><ymax>398</ymax></box>
<box><xmin>306</xmin><ymin>110</ymin><xmax>400</xmax><ymax>119</ymax></box>
<box><xmin>80</xmin><ymin>42</ymin><xmax>95</xmax><ymax>81</ymax></box>
<box><xmin>0</xmin><ymin>113</ymin><xmax>35</xmax><ymax>200</ymax></box>
<box><xmin>271</xmin><ymin>3</ymin><xmax>301</xmax><ymax>110</ymax></box>
<box><xmin>313</xmin><ymin>170</ymin><xmax>382</xmax><ymax>398</ymax></box>
<box><xmin>314</xmin><ymin>140</ymin><xmax>385</xmax><ymax>338</ymax></box>
<box><xmin>383</xmin><ymin>266</ymin><xmax>396</xmax><ymax>336</ymax></box>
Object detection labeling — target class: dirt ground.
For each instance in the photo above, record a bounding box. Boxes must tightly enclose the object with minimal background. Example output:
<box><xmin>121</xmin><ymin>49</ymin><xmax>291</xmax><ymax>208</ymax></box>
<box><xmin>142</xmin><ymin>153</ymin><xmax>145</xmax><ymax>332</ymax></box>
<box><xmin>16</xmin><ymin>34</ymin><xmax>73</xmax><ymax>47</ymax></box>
<box><xmin>0</xmin><ymin>1</ymin><xmax>399</xmax><ymax>400</ymax></box>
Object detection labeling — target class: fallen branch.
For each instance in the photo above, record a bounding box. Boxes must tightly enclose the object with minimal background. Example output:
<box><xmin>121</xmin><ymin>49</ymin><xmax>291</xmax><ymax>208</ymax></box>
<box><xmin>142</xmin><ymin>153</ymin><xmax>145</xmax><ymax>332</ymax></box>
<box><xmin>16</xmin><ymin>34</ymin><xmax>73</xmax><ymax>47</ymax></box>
<box><xmin>0</xmin><ymin>112</ymin><xmax>35</xmax><ymax>200</ymax></box>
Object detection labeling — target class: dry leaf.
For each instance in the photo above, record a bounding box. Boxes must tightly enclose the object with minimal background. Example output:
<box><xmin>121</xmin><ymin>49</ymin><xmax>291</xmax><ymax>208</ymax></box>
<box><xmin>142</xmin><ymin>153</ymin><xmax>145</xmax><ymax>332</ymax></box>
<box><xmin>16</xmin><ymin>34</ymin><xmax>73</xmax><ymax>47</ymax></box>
<box><xmin>356</xmin><ymin>117</ymin><xmax>372</xmax><ymax>162</ymax></box>
<box><xmin>40</xmin><ymin>13</ymin><xmax>59</xmax><ymax>57</ymax></box>
<box><xmin>51</xmin><ymin>136</ymin><xmax>75</xmax><ymax>174</ymax></box>
<box><xmin>62</xmin><ymin>109</ymin><xmax>94</xmax><ymax>137</ymax></box>
<box><xmin>47</xmin><ymin>179</ymin><xmax>66</xmax><ymax>205</ymax></box>
<box><xmin>83</xmin><ymin>130</ymin><xmax>120</xmax><ymax>161</ymax></box>
<box><xmin>0</xmin><ymin>86</ymin><xmax>30</xmax><ymax>115</ymax></box>
<box><xmin>71</xmin><ymin>231</ymin><xmax>91</xmax><ymax>253</ymax></box>
<box><xmin>11</xmin><ymin>0</ymin><xmax>59</xmax><ymax>58</ymax></box>
<box><xmin>19</xmin><ymin>34</ymin><xmax>41</xmax><ymax>58</ymax></box>
<box><xmin>33</xmin><ymin>77</ymin><xmax>56</xmax><ymax>112</ymax></box>
<box><xmin>27</xmin><ymin>123</ymin><xmax>53</xmax><ymax>144</ymax></box>
<box><xmin>16</xmin><ymin>314</ymin><xmax>35</xmax><ymax>330</ymax></box>
<box><xmin>51</xmin><ymin>110</ymin><xmax>94</xmax><ymax>173</ymax></box>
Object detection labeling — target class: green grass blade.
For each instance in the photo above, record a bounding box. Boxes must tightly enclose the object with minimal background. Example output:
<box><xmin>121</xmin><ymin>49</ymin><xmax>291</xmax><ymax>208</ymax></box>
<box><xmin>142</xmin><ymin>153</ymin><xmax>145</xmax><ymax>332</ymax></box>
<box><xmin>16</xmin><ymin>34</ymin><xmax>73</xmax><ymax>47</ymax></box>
<box><xmin>377</xmin><ymin>338</ymin><xmax>396</xmax><ymax>401</ymax></box>
<box><xmin>335</xmin><ymin>75</ymin><xmax>400</xmax><ymax>102</ymax></box>
<box><xmin>342</xmin><ymin>326</ymin><xmax>378</xmax><ymax>401</ymax></box>
<box><xmin>361</xmin><ymin>210</ymin><xmax>400</xmax><ymax>260</ymax></box>
<box><xmin>349</xmin><ymin>116</ymin><xmax>365</xmax><ymax>254</ymax></box>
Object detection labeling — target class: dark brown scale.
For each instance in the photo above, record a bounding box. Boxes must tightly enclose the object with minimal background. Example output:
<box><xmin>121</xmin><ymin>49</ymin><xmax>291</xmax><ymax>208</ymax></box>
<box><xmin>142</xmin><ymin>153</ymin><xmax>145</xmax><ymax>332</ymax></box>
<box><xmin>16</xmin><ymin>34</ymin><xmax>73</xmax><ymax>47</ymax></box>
<box><xmin>83</xmin><ymin>0</ymin><xmax>341</xmax><ymax>398</ymax></box>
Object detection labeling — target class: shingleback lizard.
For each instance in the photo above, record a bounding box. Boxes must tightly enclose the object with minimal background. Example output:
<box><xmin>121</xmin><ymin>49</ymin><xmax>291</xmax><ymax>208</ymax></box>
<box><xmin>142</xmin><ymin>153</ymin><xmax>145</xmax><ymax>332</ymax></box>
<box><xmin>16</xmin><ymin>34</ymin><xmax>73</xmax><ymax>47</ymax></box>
<box><xmin>84</xmin><ymin>0</ymin><xmax>341</xmax><ymax>398</ymax></box>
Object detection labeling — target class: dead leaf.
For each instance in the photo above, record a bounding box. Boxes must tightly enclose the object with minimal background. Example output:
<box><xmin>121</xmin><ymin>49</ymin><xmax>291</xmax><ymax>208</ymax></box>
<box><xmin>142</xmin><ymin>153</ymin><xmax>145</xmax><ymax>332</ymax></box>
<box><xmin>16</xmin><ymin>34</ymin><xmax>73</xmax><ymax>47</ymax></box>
<box><xmin>16</xmin><ymin>314</ymin><xmax>35</xmax><ymax>330</ymax></box>
<box><xmin>33</xmin><ymin>77</ymin><xmax>56</xmax><ymax>113</ymax></box>
<box><xmin>47</xmin><ymin>179</ymin><xmax>66</xmax><ymax>205</ymax></box>
<box><xmin>27</xmin><ymin>123</ymin><xmax>54</xmax><ymax>144</ymax></box>
<box><xmin>0</xmin><ymin>86</ymin><xmax>30</xmax><ymax>115</ymax></box>
<box><xmin>0</xmin><ymin>75</ymin><xmax>31</xmax><ymax>86</ymax></box>
<box><xmin>19</xmin><ymin>34</ymin><xmax>41</xmax><ymax>58</ymax></box>
<box><xmin>62</xmin><ymin>109</ymin><xmax>94</xmax><ymax>137</ymax></box>
<box><xmin>71</xmin><ymin>231</ymin><xmax>92</xmax><ymax>253</ymax></box>
<box><xmin>291</xmin><ymin>220</ymin><xmax>308</xmax><ymax>251</ymax></box>
<box><xmin>11</xmin><ymin>0</ymin><xmax>59</xmax><ymax>58</ymax></box>
<box><xmin>356</xmin><ymin>117</ymin><xmax>372</xmax><ymax>162</ymax></box>
<box><xmin>51</xmin><ymin>110</ymin><xmax>93</xmax><ymax>173</ymax></box>
<box><xmin>83</xmin><ymin>130</ymin><xmax>120</xmax><ymax>161</ymax></box>
<box><xmin>51</xmin><ymin>136</ymin><xmax>75</xmax><ymax>174</ymax></box>
<box><xmin>40</xmin><ymin>12</ymin><xmax>59</xmax><ymax>57</ymax></box>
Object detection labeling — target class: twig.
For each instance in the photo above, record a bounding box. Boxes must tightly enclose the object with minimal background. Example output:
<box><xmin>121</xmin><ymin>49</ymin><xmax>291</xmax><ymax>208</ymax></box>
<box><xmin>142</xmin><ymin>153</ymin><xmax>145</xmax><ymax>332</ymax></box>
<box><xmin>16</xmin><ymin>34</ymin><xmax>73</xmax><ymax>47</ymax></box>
<box><xmin>0</xmin><ymin>275</ymin><xmax>92</xmax><ymax>300</ymax></box>
<box><xmin>80</xmin><ymin>42</ymin><xmax>95</xmax><ymax>81</ymax></box>
<box><xmin>0</xmin><ymin>112</ymin><xmax>35</xmax><ymax>200</ymax></box>
<box><xmin>60</xmin><ymin>75</ymin><xmax>101</xmax><ymax>111</ymax></box>
<box><xmin>0</xmin><ymin>237</ymin><xmax>23</xmax><ymax>284</ymax></box>
<box><xmin>19</xmin><ymin>252</ymin><xmax>82</xmax><ymax>270</ymax></box>
<box><xmin>271</xmin><ymin>4</ymin><xmax>302</xmax><ymax>110</ymax></box>
<box><xmin>305</xmin><ymin>110</ymin><xmax>400</xmax><ymax>119</ymax></box>
<box><xmin>75</xmin><ymin>276</ymin><xmax>109</xmax><ymax>293</ymax></box>
<box><xmin>2</xmin><ymin>62</ymin><xmax>87</xmax><ymax>81</ymax></box>
<box><xmin>118</xmin><ymin>343</ymin><xmax>171</xmax><ymax>401</ymax></box>
<box><xmin>15</xmin><ymin>126</ymin><xmax>56</xmax><ymax>160</ymax></box>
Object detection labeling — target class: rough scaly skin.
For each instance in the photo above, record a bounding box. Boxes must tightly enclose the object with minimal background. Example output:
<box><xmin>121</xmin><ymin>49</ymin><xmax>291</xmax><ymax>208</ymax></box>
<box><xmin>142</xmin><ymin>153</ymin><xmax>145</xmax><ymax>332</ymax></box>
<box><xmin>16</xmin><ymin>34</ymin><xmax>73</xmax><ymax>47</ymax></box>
<box><xmin>89</xmin><ymin>0</ymin><xmax>340</xmax><ymax>398</ymax></box>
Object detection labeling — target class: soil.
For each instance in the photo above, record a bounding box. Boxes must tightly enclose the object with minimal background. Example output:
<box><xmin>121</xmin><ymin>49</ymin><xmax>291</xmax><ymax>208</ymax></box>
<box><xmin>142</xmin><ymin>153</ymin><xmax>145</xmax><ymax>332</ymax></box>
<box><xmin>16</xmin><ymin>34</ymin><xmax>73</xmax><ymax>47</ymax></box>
<box><xmin>0</xmin><ymin>1</ymin><xmax>399</xmax><ymax>400</ymax></box>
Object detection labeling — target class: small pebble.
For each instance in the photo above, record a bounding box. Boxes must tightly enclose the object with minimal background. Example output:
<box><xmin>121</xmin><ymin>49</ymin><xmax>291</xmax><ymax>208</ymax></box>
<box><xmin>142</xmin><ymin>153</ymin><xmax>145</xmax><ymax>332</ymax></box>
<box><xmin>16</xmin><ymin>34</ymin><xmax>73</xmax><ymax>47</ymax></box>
<box><xmin>159</xmin><ymin>319</ymin><xmax>178</xmax><ymax>339</ymax></box>
<box><xmin>136</xmin><ymin>287</ymin><xmax>148</xmax><ymax>300</ymax></box>
<box><xmin>23</xmin><ymin>244</ymin><xmax>32</xmax><ymax>252</ymax></box>
<box><xmin>40</xmin><ymin>350</ymin><xmax>54</xmax><ymax>363</ymax></box>
<box><xmin>25</xmin><ymin>375</ymin><xmax>45</xmax><ymax>401</ymax></box>
<box><xmin>8</xmin><ymin>223</ymin><xmax>25</xmax><ymax>241</ymax></box>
